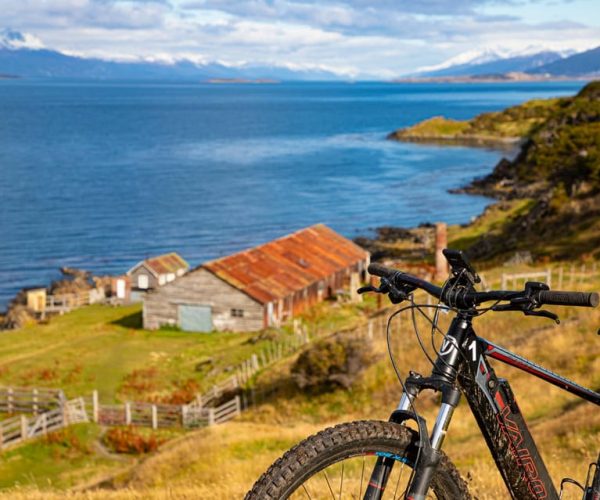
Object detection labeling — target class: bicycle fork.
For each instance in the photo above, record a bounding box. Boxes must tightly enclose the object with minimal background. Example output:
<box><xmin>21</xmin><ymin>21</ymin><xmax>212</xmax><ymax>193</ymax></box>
<box><xmin>363</xmin><ymin>387</ymin><xmax>461</xmax><ymax>499</ymax></box>
<box><xmin>363</xmin><ymin>316</ymin><xmax>469</xmax><ymax>499</ymax></box>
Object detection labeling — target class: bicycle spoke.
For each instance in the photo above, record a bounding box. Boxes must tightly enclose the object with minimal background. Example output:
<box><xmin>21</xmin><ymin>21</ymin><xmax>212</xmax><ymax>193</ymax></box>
<box><xmin>359</xmin><ymin>454</ymin><xmax>365</xmax><ymax>499</ymax></box>
<box><xmin>301</xmin><ymin>484</ymin><xmax>313</xmax><ymax>499</ymax></box>
<box><xmin>338</xmin><ymin>462</ymin><xmax>344</xmax><ymax>500</ymax></box>
<box><xmin>322</xmin><ymin>469</ymin><xmax>336</xmax><ymax>499</ymax></box>
<box><xmin>392</xmin><ymin>462</ymin><xmax>406</xmax><ymax>500</ymax></box>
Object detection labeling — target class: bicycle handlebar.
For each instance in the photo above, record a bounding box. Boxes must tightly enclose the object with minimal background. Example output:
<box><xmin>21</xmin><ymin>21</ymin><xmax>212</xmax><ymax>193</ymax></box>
<box><xmin>538</xmin><ymin>290</ymin><xmax>599</xmax><ymax>307</ymax></box>
<box><xmin>367</xmin><ymin>263</ymin><xmax>599</xmax><ymax>309</ymax></box>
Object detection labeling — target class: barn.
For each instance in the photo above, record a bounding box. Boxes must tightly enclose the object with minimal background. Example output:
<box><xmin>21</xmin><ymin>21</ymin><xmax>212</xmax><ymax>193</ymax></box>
<box><xmin>143</xmin><ymin>224</ymin><xmax>370</xmax><ymax>332</ymax></box>
<box><xmin>127</xmin><ymin>253</ymin><xmax>189</xmax><ymax>293</ymax></box>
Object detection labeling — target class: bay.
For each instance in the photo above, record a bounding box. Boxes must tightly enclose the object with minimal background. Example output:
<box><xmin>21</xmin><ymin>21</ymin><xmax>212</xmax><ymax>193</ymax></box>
<box><xmin>0</xmin><ymin>80</ymin><xmax>585</xmax><ymax>308</ymax></box>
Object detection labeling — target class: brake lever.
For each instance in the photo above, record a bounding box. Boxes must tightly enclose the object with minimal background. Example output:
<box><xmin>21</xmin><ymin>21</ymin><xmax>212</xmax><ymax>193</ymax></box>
<box><xmin>357</xmin><ymin>278</ymin><xmax>410</xmax><ymax>304</ymax></box>
<box><xmin>524</xmin><ymin>310</ymin><xmax>560</xmax><ymax>324</ymax></box>
<box><xmin>492</xmin><ymin>303</ymin><xmax>560</xmax><ymax>324</ymax></box>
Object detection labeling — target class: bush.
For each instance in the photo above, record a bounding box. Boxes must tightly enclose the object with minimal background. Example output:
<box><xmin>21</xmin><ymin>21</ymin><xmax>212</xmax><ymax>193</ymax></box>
<box><xmin>103</xmin><ymin>426</ymin><xmax>165</xmax><ymax>454</ymax></box>
<box><xmin>291</xmin><ymin>335</ymin><xmax>374</xmax><ymax>390</ymax></box>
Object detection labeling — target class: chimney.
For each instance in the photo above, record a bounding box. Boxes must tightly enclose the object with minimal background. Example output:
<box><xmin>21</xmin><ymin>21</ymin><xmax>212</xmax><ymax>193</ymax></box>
<box><xmin>435</xmin><ymin>222</ymin><xmax>448</xmax><ymax>281</ymax></box>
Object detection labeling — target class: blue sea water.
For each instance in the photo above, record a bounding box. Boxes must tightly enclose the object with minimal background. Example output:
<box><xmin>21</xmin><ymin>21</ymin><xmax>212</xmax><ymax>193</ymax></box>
<box><xmin>0</xmin><ymin>80</ymin><xmax>585</xmax><ymax>308</ymax></box>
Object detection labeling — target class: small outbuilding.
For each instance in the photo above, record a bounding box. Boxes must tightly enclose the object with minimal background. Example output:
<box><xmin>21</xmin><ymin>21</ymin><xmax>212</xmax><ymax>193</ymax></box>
<box><xmin>127</xmin><ymin>253</ymin><xmax>189</xmax><ymax>293</ymax></box>
<box><xmin>143</xmin><ymin>224</ymin><xmax>370</xmax><ymax>332</ymax></box>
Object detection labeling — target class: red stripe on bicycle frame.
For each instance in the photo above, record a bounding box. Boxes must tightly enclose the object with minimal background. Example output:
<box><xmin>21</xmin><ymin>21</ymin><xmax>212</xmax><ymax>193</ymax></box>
<box><xmin>494</xmin><ymin>391</ymin><xmax>505</xmax><ymax>410</ymax></box>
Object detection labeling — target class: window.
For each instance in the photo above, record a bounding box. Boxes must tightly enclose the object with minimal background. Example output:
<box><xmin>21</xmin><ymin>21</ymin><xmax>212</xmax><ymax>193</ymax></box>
<box><xmin>231</xmin><ymin>308</ymin><xmax>244</xmax><ymax>318</ymax></box>
<box><xmin>138</xmin><ymin>274</ymin><xmax>149</xmax><ymax>289</ymax></box>
<box><xmin>167</xmin><ymin>273</ymin><xmax>175</xmax><ymax>282</ymax></box>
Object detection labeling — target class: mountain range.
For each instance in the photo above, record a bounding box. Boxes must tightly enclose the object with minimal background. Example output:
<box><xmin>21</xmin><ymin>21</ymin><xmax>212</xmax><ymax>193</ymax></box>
<box><xmin>2</xmin><ymin>28</ymin><xmax>599</xmax><ymax>81</ymax></box>
<box><xmin>0</xmin><ymin>29</ymin><xmax>340</xmax><ymax>81</ymax></box>
<box><xmin>413</xmin><ymin>46</ymin><xmax>600</xmax><ymax>79</ymax></box>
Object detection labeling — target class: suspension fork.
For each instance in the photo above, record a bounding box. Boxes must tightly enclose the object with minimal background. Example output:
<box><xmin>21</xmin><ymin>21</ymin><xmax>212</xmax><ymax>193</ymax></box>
<box><xmin>362</xmin><ymin>314</ymin><xmax>470</xmax><ymax>499</ymax></box>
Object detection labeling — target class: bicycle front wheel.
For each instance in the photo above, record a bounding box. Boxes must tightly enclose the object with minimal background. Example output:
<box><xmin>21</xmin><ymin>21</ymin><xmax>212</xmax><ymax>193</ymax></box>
<box><xmin>245</xmin><ymin>420</ymin><xmax>470</xmax><ymax>499</ymax></box>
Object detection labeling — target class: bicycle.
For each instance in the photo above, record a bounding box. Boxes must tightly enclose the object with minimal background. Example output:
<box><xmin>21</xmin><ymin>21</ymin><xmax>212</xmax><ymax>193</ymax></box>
<box><xmin>245</xmin><ymin>249</ymin><xmax>600</xmax><ymax>499</ymax></box>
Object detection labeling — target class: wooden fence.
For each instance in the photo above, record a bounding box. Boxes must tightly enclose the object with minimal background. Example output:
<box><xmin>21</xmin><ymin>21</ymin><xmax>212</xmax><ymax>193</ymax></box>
<box><xmin>0</xmin><ymin>397</ymin><xmax>88</xmax><ymax>450</ymax></box>
<box><xmin>0</xmin><ymin>387</ymin><xmax>65</xmax><ymax>414</ymax></box>
<box><xmin>500</xmin><ymin>262</ymin><xmax>597</xmax><ymax>291</ymax></box>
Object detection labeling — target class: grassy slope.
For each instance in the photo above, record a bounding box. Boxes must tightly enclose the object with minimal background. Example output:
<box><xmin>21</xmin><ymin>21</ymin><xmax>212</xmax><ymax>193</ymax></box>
<box><xmin>0</xmin><ymin>304</ymin><xmax>264</xmax><ymax>401</ymax></box>
<box><xmin>6</xmin><ymin>264</ymin><xmax>596</xmax><ymax>499</ymax></box>
<box><xmin>0</xmin><ymin>298</ymin><xmax>377</xmax><ymax>491</ymax></box>
<box><xmin>123</xmin><ymin>272</ymin><xmax>600</xmax><ymax>499</ymax></box>
<box><xmin>0</xmin><ymin>424</ymin><xmax>128</xmax><ymax>490</ymax></box>
<box><xmin>0</xmin><ymin>300</ymin><xmax>377</xmax><ymax>403</ymax></box>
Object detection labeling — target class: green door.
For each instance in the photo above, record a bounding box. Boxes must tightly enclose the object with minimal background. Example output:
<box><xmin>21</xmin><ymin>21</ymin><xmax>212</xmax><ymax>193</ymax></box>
<box><xmin>179</xmin><ymin>304</ymin><xmax>213</xmax><ymax>332</ymax></box>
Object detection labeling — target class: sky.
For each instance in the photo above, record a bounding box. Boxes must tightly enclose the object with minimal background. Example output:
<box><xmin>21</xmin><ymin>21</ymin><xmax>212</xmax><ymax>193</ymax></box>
<box><xmin>2</xmin><ymin>0</ymin><xmax>600</xmax><ymax>78</ymax></box>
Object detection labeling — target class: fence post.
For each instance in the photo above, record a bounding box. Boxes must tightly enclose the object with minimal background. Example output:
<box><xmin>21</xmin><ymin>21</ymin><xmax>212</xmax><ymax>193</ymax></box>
<box><xmin>92</xmin><ymin>390</ymin><xmax>99</xmax><ymax>423</ymax></box>
<box><xmin>181</xmin><ymin>405</ymin><xmax>187</xmax><ymax>428</ymax></box>
<box><xmin>20</xmin><ymin>414</ymin><xmax>28</xmax><ymax>440</ymax></box>
<box><xmin>501</xmin><ymin>273</ymin><xmax>507</xmax><ymax>290</ymax></box>
<box><xmin>7</xmin><ymin>388</ymin><xmax>13</xmax><ymax>414</ymax></box>
<box><xmin>569</xmin><ymin>265</ymin><xmax>574</xmax><ymax>287</ymax></box>
<box><xmin>32</xmin><ymin>388</ymin><xmax>38</xmax><ymax>415</ymax></box>
<box><xmin>558</xmin><ymin>267</ymin><xmax>564</xmax><ymax>289</ymax></box>
<box><xmin>546</xmin><ymin>268</ymin><xmax>552</xmax><ymax>288</ymax></box>
<box><xmin>208</xmin><ymin>408</ymin><xmax>215</xmax><ymax>426</ymax></box>
<box><xmin>42</xmin><ymin>413</ymin><xmax>48</xmax><ymax>434</ymax></box>
<box><xmin>235</xmin><ymin>395</ymin><xmax>241</xmax><ymax>416</ymax></box>
<box><xmin>152</xmin><ymin>405</ymin><xmax>158</xmax><ymax>430</ymax></box>
<box><xmin>125</xmin><ymin>402</ymin><xmax>131</xmax><ymax>425</ymax></box>
<box><xmin>580</xmin><ymin>264</ymin><xmax>586</xmax><ymax>284</ymax></box>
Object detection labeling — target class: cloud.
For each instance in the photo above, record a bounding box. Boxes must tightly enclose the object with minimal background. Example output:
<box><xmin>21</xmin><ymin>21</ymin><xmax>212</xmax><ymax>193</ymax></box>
<box><xmin>1</xmin><ymin>0</ymin><xmax>599</xmax><ymax>78</ymax></box>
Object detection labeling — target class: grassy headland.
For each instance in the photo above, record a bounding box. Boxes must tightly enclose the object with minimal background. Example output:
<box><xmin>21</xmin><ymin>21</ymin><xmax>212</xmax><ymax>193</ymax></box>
<box><xmin>387</xmin><ymin>97</ymin><xmax>559</xmax><ymax>147</ymax></box>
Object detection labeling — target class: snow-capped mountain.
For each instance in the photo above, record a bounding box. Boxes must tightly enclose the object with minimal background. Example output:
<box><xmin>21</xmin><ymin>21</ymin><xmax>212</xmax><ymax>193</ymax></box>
<box><xmin>413</xmin><ymin>47</ymin><xmax>572</xmax><ymax>78</ymax></box>
<box><xmin>529</xmin><ymin>46</ymin><xmax>600</xmax><ymax>76</ymax></box>
<box><xmin>0</xmin><ymin>29</ymin><xmax>342</xmax><ymax>81</ymax></box>
<box><xmin>0</xmin><ymin>29</ymin><xmax>45</xmax><ymax>50</ymax></box>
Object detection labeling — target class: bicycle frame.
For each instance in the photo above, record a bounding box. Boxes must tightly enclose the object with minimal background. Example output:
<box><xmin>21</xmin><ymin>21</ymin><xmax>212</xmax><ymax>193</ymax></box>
<box><xmin>383</xmin><ymin>311</ymin><xmax>600</xmax><ymax>500</ymax></box>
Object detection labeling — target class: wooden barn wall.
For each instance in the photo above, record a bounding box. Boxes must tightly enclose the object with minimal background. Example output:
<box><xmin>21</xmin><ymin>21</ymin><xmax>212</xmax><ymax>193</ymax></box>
<box><xmin>271</xmin><ymin>259</ymin><xmax>368</xmax><ymax>322</ymax></box>
<box><xmin>143</xmin><ymin>269</ymin><xmax>263</xmax><ymax>332</ymax></box>
<box><xmin>130</xmin><ymin>264</ymin><xmax>159</xmax><ymax>290</ymax></box>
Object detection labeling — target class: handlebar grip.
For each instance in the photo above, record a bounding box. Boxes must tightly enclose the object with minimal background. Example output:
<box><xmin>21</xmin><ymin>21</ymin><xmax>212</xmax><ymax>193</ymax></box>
<box><xmin>538</xmin><ymin>290</ymin><xmax>599</xmax><ymax>307</ymax></box>
<box><xmin>368</xmin><ymin>263</ymin><xmax>398</xmax><ymax>279</ymax></box>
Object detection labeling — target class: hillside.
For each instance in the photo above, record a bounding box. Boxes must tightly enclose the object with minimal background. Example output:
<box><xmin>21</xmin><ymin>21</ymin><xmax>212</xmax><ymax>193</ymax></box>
<box><xmin>390</xmin><ymin>81</ymin><xmax>600</xmax><ymax>262</ymax></box>
<box><xmin>1</xmin><ymin>262</ymin><xmax>597</xmax><ymax>498</ymax></box>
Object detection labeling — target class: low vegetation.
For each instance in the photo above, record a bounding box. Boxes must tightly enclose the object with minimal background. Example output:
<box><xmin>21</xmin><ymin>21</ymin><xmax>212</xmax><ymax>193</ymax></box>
<box><xmin>388</xmin><ymin>97</ymin><xmax>559</xmax><ymax>144</ymax></box>
<box><xmin>291</xmin><ymin>334</ymin><xmax>375</xmax><ymax>390</ymax></box>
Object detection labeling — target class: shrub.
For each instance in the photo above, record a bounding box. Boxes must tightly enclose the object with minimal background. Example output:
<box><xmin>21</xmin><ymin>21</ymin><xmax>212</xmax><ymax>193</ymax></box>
<box><xmin>291</xmin><ymin>334</ymin><xmax>374</xmax><ymax>391</ymax></box>
<box><xmin>43</xmin><ymin>428</ymin><xmax>90</xmax><ymax>455</ymax></box>
<box><xmin>103</xmin><ymin>426</ymin><xmax>165</xmax><ymax>454</ymax></box>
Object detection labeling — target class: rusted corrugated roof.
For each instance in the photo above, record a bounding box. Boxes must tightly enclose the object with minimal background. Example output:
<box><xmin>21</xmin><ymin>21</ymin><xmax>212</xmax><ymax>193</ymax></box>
<box><xmin>145</xmin><ymin>253</ymin><xmax>189</xmax><ymax>276</ymax></box>
<box><xmin>203</xmin><ymin>224</ymin><xmax>369</xmax><ymax>304</ymax></box>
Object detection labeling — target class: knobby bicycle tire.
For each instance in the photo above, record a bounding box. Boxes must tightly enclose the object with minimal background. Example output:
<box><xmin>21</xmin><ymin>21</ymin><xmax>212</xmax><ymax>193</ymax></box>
<box><xmin>245</xmin><ymin>420</ymin><xmax>470</xmax><ymax>499</ymax></box>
